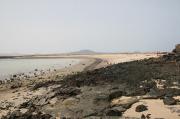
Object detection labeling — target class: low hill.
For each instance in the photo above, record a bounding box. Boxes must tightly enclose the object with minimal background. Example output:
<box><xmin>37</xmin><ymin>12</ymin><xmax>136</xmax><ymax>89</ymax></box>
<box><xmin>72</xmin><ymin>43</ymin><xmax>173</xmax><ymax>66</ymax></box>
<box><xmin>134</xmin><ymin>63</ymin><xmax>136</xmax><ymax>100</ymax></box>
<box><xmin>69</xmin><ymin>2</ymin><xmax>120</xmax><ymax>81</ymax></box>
<box><xmin>69</xmin><ymin>50</ymin><xmax>99</xmax><ymax>55</ymax></box>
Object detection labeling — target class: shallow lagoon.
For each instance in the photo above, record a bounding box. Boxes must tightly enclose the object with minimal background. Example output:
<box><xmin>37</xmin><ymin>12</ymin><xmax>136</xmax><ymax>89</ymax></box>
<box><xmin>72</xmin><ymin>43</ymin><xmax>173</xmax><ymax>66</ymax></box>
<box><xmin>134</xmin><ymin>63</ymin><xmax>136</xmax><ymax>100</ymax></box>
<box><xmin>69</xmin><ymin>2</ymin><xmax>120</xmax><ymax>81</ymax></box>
<box><xmin>0</xmin><ymin>58</ymin><xmax>80</xmax><ymax>80</ymax></box>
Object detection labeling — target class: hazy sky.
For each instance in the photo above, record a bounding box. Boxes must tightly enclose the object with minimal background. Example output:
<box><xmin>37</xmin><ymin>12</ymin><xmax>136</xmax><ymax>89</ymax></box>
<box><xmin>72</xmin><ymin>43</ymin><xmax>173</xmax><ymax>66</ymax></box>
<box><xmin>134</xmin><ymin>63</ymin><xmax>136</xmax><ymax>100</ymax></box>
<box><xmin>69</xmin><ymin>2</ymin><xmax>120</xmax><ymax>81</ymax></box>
<box><xmin>0</xmin><ymin>0</ymin><xmax>180</xmax><ymax>54</ymax></box>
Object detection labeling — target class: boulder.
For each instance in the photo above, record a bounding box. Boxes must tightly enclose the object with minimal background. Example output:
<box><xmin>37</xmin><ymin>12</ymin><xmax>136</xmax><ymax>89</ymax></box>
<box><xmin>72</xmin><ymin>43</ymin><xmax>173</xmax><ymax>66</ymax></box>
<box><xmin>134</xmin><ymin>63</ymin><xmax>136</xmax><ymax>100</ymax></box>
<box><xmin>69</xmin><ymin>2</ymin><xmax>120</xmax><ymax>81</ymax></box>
<box><xmin>127</xmin><ymin>88</ymin><xmax>146</xmax><ymax>96</ymax></box>
<box><xmin>163</xmin><ymin>97</ymin><xmax>176</xmax><ymax>105</ymax></box>
<box><xmin>164</xmin><ymin>88</ymin><xmax>180</xmax><ymax>97</ymax></box>
<box><xmin>105</xmin><ymin>109</ymin><xmax>122</xmax><ymax>116</ymax></box>
<box><xmin>111</xmin><ymin>106</ymin><xmax>127</xmax><ymax>112</ymax></box>
<box><xmin>135</xmin><ymin>104</ymin><xmax>148</xmax><ymax>112</ymax></box>
<box><xmin>111</xmin><ymin>97</ymin><xmax>139</xmax><ymax>109</ymax></box>
<box><xmin>108</xmin><ymin>90</ymin><xmax>123</xmax><ymax>101</ymax></box>
<box><xmin>144</xmin><ymin>88</ymin><xmax>163</xmax><ymax>99</ymax></box>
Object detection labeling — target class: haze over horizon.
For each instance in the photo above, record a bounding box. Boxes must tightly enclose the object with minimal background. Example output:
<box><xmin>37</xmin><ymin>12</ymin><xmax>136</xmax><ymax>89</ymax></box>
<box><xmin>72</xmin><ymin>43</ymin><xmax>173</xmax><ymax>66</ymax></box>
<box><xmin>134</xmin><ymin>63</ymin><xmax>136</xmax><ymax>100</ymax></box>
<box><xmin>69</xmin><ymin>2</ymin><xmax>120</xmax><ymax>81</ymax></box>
<box><xmin>0</xmin><ymin>0</ymin><xmax>180</xmax><ymax>54</ymax></box>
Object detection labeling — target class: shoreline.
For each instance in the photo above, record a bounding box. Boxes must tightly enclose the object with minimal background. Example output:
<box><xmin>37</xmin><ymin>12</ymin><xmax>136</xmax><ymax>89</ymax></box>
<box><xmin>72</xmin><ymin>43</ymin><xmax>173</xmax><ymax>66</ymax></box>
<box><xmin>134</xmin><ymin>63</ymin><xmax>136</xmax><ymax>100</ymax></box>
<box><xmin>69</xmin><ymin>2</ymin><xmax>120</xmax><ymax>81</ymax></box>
<box><xmin>0</xmin><ymin>52</ymin><xmax>162</xmax><ymax>59</ymax></box>
<box><xmin>0</xmin><ymin>53</ymin><xmax>166</xmax><ymax>118</ymax></box>
<box><xmin>0</xmin><ymin>55</ymin><xmax>106</xmax><ymax>118</ymax></box>
<box><xmin>1</xmin><ymin>52</ymin><xmax>159</xmax><ymax>82</ymax></box>
<box><xmin>0</xmin><ymin>56</ymin><xmax>100</xmax><ymax>89</ymax></box>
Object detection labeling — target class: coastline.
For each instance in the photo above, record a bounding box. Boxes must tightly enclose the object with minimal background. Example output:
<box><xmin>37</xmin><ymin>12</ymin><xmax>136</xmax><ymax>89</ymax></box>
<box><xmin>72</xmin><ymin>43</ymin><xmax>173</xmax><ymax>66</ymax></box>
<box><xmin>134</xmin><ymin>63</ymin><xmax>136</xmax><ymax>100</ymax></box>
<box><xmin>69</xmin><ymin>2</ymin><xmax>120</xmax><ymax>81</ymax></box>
<box><xmin>0</xmin><ymin>56</ymin><xmax>98</xmax><ymax>117</ymax></box>
<box><xmin>0</xmin><ymin>56</ymin><xmax>97</xmax><ymax>89</ymax></box>
<box><xmin>1</xmin><ymin>53</ymin><xmax>169</xmax><ymax>118</ymax></box>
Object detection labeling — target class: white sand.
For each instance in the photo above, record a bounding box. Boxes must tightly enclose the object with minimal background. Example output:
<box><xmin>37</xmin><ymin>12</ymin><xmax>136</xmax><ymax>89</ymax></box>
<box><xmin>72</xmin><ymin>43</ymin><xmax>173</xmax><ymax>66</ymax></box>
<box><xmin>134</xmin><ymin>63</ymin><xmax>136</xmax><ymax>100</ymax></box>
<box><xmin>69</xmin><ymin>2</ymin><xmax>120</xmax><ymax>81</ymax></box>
<box><xmin>92</xmin><ymin>53</ymin><xmax>159</xmax><ymax>64</ymax></box>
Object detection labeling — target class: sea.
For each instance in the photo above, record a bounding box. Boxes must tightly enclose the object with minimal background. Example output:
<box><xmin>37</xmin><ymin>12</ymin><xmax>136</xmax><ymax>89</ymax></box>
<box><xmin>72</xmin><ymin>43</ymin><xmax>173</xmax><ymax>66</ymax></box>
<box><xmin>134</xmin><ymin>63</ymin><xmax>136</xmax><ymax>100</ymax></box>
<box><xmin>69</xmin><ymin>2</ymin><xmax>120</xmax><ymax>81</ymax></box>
<box><xmin>0</xmin><ymin>58</ymin><xmax>80</xmax><ymax>80</ymax></box>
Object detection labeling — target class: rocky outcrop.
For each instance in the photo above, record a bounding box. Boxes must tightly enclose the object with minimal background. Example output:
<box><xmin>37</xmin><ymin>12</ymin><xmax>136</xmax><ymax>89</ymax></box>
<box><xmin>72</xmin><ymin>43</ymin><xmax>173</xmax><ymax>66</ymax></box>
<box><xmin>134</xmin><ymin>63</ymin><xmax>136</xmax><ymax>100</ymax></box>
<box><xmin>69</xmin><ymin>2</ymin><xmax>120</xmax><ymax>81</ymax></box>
<box><xmin>105</xmin><ymin>109</ymin><xmax>122</xmax><ymax>116</ymax></box>
<box><xmin>20</xmin><ymin>94</ymin><xmax>54</xmax><ymax>109</ymax></box>
<box><xmin>108</xmin><ymin>90</ymin><xmax>124</xmax><ymax>101</ymax></box>
<box><xmin>32</xmin><ymin>80</ymin><xmax>58</xmax><ymax>90</ymax></box>
<box><xmin>135</xmin><ymin>104</ymin><xmax>148</xmax><ymax>112</ymax></box>
<box><xmin>53</xmin><ymin>86</ymin><xmax>81</xmax><ymax>99</ymax></box>
<box><xmin>0</xmin><ymin>101</ymin><xmax>14</xmax><ymax>110</ymax></box>
<box><xmin>1</xmin><ymin>110</ymin><xmax>52</xmax><ymax>119</ymax></box>
<box><xmin>144</xmin><ymin>88</ymin><xmax>163</xmax><ymax>99</ymax></box>
<box><xmin>111</xmin><ymin>97</ymin><xmax>139</xmax><ymax>109</ymax></box>
<box><xmin>110</xmin><ymin>106</ymin><xmax>127</xmax><ymax>112</ymax></box>
<box><xmin>93</xmin><ymin>94</ymin><xmax>109</xmax><ymax>104</ymax></box>
<box><xmin>163</xmin><ymin>97</ymin><xmax>177</xmax><ymax>105</ymax></box>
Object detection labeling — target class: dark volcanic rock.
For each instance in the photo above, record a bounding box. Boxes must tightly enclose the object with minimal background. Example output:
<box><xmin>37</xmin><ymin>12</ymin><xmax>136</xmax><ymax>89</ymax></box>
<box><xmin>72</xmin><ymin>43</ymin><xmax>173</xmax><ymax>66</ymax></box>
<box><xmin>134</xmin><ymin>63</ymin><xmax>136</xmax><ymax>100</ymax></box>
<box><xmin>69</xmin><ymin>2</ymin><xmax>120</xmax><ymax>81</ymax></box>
<box><xmin>141</xmin><ymin>114</ymin><xmax>146</xmax><ymax>119</ymax></box>
<box><xmin>145</xmin><ymin>88</ymin><xmax>163</xmax><ymax>99</ymax></box>
<box><xmin>93</xmin><ymin>94</ymin><xmax>109</xmax><ymax>104</ymax></box>
<box><xmin>10</xmin><ymin>82</ymin><xmax>22</xmax><ymax>89</ymax></box>
<box><xmin>105</xmin><ymin>109</ymin><xmax>122</xmax><ymax>116</ymax></box>
<box><xmin>52</xmin><ymin>45</ymin><xmax>180</xmax><ymax>92</ymax></box>
<box><xmin>20</xmin><ymin>94</ymin><xmax>54</xmax><ymax>109</ymax></box>
<box><xmin>127</xmin><ymin>88</ymin><xmax>147</xmax><ymax>96</ymax></box>
<box><xmin>111</xmin><ymin>106</ymin><xmax>127</xmax><ymax>112</ymax></box>
<box><xmin>32</xmin><ymin>80</ymin><xmax>58</xmax><ymax>90</ymax></box>
<box><xmin>53</xmin><ymin>86</ymin><xmax>81</xmax><ymax>99</ymax></box>
<box><xmin>1</xmin><ymin>110</ymin><xmax>52</xmax><ymax>119</ymax></box>
<box><xmin>163</xmin><ymin>97</ymin><xmax>177</xmax><ymax>105</ymax></box>
<box><xmin>0</xmin><ymin>101</ymin><xmax>14</xmax><ymax>110</ymax></box>
<box><xmin>163</xmin><ymin>88</ymin><xmax>180</xmax><ymax>97</ymax></box>
<box><xmin>143</xmin><ymin>81</ymin><xmax>157</xmax><ymax>91</ymax></box>
<box><xmin>108</xmin><ymin>90</ymin><xmax>123</xmax><ymax>101</ymax></box>
<box><xmin>135</xmin><ymin>104</ymin><xmax>148</xmax><ymax>112</ymax></box>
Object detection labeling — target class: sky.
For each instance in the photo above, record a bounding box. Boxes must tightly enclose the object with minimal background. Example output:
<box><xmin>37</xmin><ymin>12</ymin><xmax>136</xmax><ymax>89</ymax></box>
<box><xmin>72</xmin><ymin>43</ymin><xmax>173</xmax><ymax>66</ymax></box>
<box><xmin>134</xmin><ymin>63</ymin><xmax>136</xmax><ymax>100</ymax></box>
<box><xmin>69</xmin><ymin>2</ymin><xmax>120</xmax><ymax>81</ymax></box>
<box><xmin>0</xmin><ymin>0</ymin><xmax>180</xmax><ymax>54</ymax></box>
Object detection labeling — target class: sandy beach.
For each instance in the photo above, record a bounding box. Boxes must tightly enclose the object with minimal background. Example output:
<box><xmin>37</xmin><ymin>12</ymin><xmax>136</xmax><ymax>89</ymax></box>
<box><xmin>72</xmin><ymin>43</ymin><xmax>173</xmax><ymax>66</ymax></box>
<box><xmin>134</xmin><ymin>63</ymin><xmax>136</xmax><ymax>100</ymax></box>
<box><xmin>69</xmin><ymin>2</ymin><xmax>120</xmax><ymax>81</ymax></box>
<box><xmin>0</xmin><ymin>53</ymin><xmax>158</xmax><ymax>117</ymax></box>
<box><xmin>0</xmin><ymin>52</ymin><xmax>180</xmax><ymax>119</ymax></box>
<box><xmin>1</xmin><ymin>0</ymin><xmax>179</xmax><ymax>118</ymax></box>
<box><xmin>124</xmin><ymin>98</ymin><xmax>180</xmax><ymax>119</ymax></box>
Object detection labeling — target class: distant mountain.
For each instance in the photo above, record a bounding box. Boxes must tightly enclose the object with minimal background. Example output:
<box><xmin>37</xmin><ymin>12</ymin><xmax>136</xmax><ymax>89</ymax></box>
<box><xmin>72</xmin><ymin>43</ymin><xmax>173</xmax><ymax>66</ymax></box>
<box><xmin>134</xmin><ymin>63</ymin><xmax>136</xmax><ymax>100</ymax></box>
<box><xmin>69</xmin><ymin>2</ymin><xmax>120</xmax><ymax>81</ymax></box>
<box><xmin>69</xmin><ymin>50</ymin><xmax>99</xmax><ymax>55</ymax></box>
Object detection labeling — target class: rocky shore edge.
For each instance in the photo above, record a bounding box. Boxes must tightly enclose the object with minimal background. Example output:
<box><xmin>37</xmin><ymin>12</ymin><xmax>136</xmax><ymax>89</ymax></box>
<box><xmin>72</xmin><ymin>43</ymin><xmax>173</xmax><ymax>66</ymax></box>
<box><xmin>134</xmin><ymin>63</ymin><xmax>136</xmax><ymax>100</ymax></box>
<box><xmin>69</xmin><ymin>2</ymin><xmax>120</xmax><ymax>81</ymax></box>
<box><xmin>0</xmin><ymin>45</ymin><xmax>180</xmax><ymax>119</ymax></box>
